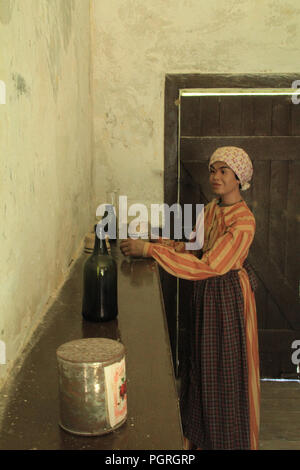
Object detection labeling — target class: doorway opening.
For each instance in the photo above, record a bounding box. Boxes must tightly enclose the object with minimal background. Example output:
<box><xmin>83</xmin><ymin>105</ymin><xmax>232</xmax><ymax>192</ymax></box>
<box><xmin>162</xmin><ymin>74</ymin><xmax>300</xmax><ymax>379</ymax></box>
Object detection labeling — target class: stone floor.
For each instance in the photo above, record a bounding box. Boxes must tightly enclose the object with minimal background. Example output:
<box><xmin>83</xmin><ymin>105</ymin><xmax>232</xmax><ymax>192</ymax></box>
<box><xmin>175</xmin><ymin>377</ymin><xmax>300</xmax><ymax>450</ymax></box>
<box><xmin>259</xmin><ymin>379</ymin><xmax>300</xmax><ymax>450</ymax></box>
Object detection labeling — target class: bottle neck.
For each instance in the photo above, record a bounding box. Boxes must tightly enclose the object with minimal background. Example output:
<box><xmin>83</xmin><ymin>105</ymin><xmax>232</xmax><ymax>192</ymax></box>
<box><xmin>93</xmin><ymin>225</ymin><xmax>108</xmax><ymax>255</ymax></box>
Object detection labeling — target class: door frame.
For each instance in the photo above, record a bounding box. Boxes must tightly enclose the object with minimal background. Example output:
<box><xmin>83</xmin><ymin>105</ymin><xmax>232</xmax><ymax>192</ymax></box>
<box><xmin>163</xmin><ymin>73</ymin><xmax>300</xmax><ymax>378</ymax></box>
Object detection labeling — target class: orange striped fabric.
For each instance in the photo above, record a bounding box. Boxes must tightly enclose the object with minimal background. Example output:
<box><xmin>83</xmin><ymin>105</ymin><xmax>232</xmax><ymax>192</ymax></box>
<box><xmin>239</xmin><ymin>269</ymin><xmax>261</xmax><ymax>450</ymax></box>
<box><xmin>143</xmin><ymin>199</ymin><xmax>260</xmax><ymax>449</ymax></box>
<box><xmin>143</xmin><ymin>200</ymin><xmax>256</xmax><ymax>280</ymax></box>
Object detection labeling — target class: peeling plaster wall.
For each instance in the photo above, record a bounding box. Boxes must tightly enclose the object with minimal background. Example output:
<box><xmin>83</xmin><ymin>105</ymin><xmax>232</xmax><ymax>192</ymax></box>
<box><xmin>91</xmin><ymin>0</ymin><xmax>300</xmax><ymax>210</ymax></box>
<box><xmin>0</xmin><ymin>0</ymin><xmax>93</xmax><ymax>386</ymax></box>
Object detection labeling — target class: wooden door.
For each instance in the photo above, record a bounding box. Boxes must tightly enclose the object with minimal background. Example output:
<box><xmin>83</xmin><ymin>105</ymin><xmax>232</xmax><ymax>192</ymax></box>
<box><xmin>163</xmin><ymin>74</ymin><xmax>300</xmax><ymax>379</ymax></box>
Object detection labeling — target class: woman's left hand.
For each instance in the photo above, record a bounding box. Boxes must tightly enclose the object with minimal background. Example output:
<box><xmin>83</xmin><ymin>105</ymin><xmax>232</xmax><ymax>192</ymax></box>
<box><xmin>120</xmin><ymin>238</ymin><xmax>146</xmax><ymax>258</ymax></box>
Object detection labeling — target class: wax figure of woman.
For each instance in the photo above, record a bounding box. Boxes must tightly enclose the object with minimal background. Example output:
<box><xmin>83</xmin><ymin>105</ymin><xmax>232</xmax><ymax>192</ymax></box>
<box><xmin>120</xmin><ymin>147</ymin><xmax>260</xmax><ymax>450</ymax></box>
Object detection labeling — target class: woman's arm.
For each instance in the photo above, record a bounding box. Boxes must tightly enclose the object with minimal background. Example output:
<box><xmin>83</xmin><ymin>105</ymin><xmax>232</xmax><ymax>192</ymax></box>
<box><xmin>142</xmin><ymin>216</ymin><xmax>255</xmax><ymax>281</ymax></box>
<box><xmin>151</xmin><ymin>237</ymin><xmax>188</xmax><ymax>253</ymax></box>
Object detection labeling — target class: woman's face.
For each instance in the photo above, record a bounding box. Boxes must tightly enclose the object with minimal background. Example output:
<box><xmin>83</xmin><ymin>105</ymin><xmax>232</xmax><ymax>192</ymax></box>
<box><xmin>209</xmin><ymin>161</ymin><xmax>240</xmax><ymax>197</ymax></box>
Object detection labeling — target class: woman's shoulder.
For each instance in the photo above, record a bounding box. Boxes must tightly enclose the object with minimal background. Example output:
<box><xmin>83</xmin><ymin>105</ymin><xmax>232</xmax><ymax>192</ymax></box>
<box><xmin>204</xmin><ymin>198</ymin><xmax>255</xmax><ymax>224</ymax></box>
<box><xmin>237</xmin><ymin>200</ymin><xmax>255</xmax><ymax>220</ymax></box>
<box><xmin>204</xmin><ymin>198</ymin><xmax>218</xmax><ymax>212</ymax></box>
<box><xmin>226</xmin><ymin>201</ymin><xmax>256</xmax><ymax>232</ymax></box>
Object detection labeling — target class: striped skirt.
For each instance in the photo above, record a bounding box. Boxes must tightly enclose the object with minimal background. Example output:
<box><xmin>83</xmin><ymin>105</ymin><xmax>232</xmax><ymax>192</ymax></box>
<box><xmin>180</xmin><ymin>260</ymin><xmax>259</xmax><ymax>450</ymax></box>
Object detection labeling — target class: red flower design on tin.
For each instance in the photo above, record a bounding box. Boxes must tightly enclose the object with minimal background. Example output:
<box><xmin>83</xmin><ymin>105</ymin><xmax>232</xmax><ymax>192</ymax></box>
<box><xmin>119</xmin><ymin>379</ymin><xmax>127</xmax><ymax>400</ymax></box>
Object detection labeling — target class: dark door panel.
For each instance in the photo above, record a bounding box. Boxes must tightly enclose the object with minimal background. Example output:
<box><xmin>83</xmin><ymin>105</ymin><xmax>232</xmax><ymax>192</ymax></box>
<box><xmin>164</xmin><ymin>74</ymin><xmax>300</xmax><ymax>378</ymax></box>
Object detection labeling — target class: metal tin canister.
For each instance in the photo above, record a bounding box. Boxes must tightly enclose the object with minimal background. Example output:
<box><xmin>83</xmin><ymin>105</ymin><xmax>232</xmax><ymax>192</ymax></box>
<box><xmin>56</xmin><ymin>337</ymin><xmax>127</xmax><ymax>436</ymax></box>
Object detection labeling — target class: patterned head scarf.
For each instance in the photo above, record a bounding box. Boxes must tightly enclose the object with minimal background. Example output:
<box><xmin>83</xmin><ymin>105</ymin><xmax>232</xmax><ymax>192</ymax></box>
<box><xmin>209</xmin><ymin>146</ymin><xmax>253</xmax><ymax>191</ymax></box>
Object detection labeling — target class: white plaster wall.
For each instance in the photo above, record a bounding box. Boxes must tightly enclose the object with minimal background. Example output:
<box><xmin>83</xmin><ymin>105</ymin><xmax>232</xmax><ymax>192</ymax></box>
<box><xmin>0</xmin><ymin>0</ymin><xmax>93</xmax><ymax>386</ymax></box>
<box><xmin>91</xmin><ymin>0</ymin><xmax>300</xmax><ymax>211</ymax></box>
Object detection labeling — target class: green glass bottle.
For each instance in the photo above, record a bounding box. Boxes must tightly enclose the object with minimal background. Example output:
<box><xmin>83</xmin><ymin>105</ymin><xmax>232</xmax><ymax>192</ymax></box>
<box><xmin>82</xmin><ymin>224</ymin><xmax>118</xmax><ymax>322</ymax></box>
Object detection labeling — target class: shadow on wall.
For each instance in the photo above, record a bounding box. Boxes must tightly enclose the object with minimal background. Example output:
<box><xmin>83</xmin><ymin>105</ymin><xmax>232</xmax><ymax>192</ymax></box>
<box><xmin>0</xmin><ymin>340</ymin><xmax>5</xmax><ymax>365</ymax></box>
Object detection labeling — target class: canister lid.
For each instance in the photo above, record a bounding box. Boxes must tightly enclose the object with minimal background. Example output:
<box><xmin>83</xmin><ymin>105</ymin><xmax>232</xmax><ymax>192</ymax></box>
<box><xmin>56</xmin><ymin>338</ymin><xmax>125</xmax><ymax>364</ymax></box>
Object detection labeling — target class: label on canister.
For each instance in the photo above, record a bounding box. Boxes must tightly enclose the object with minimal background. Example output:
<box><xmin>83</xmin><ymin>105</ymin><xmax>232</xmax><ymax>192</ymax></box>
<box><xmin>104</xmin><ymin>357</ymin><xmax>127</xmax><ymax>428</ymax></box>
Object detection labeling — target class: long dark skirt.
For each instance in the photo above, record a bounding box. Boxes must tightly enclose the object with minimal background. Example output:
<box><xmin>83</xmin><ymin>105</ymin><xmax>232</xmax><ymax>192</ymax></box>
<box><xmin>180</xmin><ymin>261</ymin><xmax>257</xmax><ymax>450</ymax></box>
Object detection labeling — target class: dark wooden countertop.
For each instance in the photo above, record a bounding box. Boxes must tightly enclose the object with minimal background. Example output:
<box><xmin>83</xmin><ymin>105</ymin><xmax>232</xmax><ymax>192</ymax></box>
<box><xmin>0</xmin><ymin>242</ymin><xmax>183</xmax><ymax>450</ymax></box>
